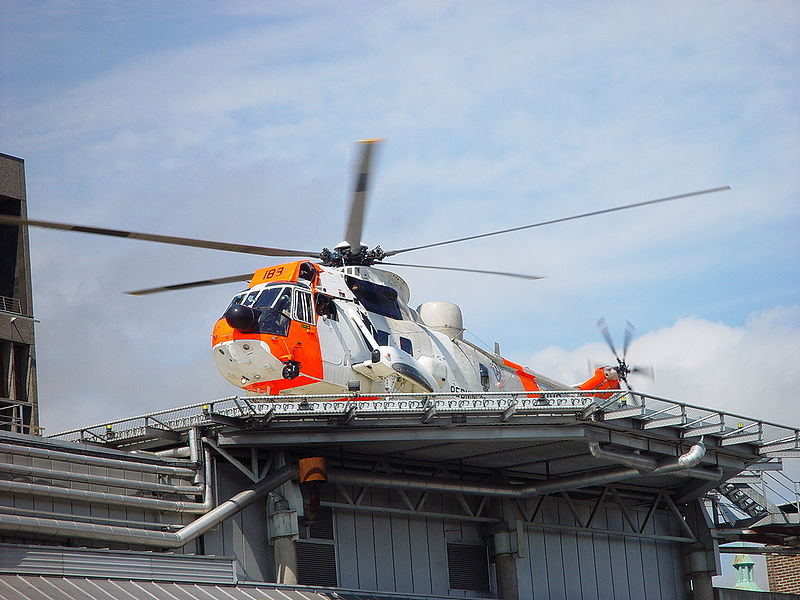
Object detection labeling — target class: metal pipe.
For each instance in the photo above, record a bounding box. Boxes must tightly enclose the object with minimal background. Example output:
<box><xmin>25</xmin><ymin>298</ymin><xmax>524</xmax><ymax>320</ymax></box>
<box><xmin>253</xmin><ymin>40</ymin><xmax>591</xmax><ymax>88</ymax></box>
<box><xmin>329</xmin><ymin>465</ymin><xmax>646</xmax><ymax>498</ymax></box>
<box><xmin>0</xmin><ymin>479</ymin><xmax>211</xmax><ymax>513</ymax></box>
<box><xmin>0</xmin><ymin>439</ymin><xmax>214</xmax><ymax>515</ymax></box>
<box><xmin>0</xmin><ymin>441</ymin><xmax>196</xmax><ymax>477</ymax></box>
<box><xmin>0</xmin><ymin>464</ymin><xmax>296</xmax><ymax>548</ymax></box>
<box><xmin>0</xmin><ymin>505</ymin><xmax>184</xmax><ymax>532</ymax></box>
<box><xmin>151</xmin><ymin>446</ymin><xmax>192</xmax><ymax>458</ymax></box>
<box><xmin>587</xmin><ymin>440</ymin><xmax>718</xmax><ymax>479</ymax></box>
<box><xmin>2</xmin><ymin>462</ymin><xmax>203</xmax><ymax>495</ymax></box>
<box><xmin>328</xmin><ymin>441</ymin><xmax>721</xmax><ymax>499</ymax></box>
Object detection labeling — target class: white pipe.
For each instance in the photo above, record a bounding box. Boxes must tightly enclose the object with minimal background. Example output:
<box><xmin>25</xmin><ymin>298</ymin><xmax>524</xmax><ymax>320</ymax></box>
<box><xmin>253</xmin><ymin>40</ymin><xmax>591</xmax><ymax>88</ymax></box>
<box><xmin>0</xmin><ymin>464</ymin><xmax>296</xmax><ymax>548</ymax></box>
<box><xmin>0</xmin><ymin>441</ymin><xmax>196</xmax><ymax>477</ymax></box>
<box><xmin>2</xmin><ymin>463</ymin><xmax>202</xmax><ymax>495</ymax></box>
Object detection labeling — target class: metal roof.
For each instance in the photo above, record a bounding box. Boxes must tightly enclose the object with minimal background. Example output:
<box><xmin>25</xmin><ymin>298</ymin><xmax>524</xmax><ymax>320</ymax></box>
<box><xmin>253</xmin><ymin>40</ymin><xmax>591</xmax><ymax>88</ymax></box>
<box><xmin>0</xmin><ymin>575</ymin><xmax>485</xmax><ymax>600</ymax></box>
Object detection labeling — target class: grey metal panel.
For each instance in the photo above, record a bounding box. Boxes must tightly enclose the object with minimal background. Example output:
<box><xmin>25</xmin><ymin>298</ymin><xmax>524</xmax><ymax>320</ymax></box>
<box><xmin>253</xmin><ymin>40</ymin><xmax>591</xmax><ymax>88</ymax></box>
<box><xmin>333</xmin><ymin>498</ymin><xmax>359</xmax><ymax>589</ymax></box>
<box><xmin>541</xmin><ymin>498</ymin><xmax>565</xmax><ymax>600</ymax></box>
<box><xmin>353</xmin><ymin>491</ymin><xmax>377</xmax><ymax>590</ymax></box>
<box><xmin>0</xmin><ymin>543</ymin><xmax>236</xmax><ymax>585</ymax></box>
<box><xmin>655</xmin><ymin>514</ymin><xmax>679</xmax><ymax>600</ymax></box>
<box><xmin>622</xmin><ymin>511</ymin><xmax>645</xmax><ymax>596</ymax></box>
<box><xmin>556</xmin><ymin>501</ymin><xmax>582</xmax><ymax>599</ymax></box>
<box><xmin>390</xmin><ymin>504</ymin><xmax>419</xmax><ymax>592</ymax></box>
<box><xmin>406</xmin><ymin>506</ymin><xmax>433</xmax><ymax>594</ymax></box>
<box><xmin>573</xmin><ymin>503</ymin><xmax>599</xmax><ymax>600</ymax></box>
<box><xmin>602</xmin><ymin>507</ymin><xmax>631</xmax><ymax>600</ymax></box>
<box><xmin>588</xmin><ymin>509</ymin><xmax>615</xmax><ymax>600</ymax></box>
<box><xmin>372</xmin><ymin>491</ymin><xmax>396</xmax><ymax>592</ymax></box>
<box><xmin>424</xmin><ymin>494</ymin><xmax>449</xmax><ymax>596</ymax></box>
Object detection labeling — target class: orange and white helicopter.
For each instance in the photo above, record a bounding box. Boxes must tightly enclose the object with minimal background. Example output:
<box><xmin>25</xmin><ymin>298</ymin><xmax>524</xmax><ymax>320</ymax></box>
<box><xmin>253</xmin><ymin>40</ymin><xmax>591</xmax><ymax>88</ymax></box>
<box><xmin>1</xmin><ymin>140</ymin><xmax>728</xmax><ymax>399</ymax></box>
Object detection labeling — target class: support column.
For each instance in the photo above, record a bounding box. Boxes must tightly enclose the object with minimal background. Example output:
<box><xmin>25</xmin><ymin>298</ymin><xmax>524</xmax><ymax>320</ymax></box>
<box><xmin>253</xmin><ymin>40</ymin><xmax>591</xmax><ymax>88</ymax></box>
<box><xmin>683</xmin><ymin>500</ymin><xmax>720</xmax><ymax>600</ymax></box>
<box><xmin>493</xmin><ymin>529</ymin><xmax>519</xmax><ymax>600</ymax></box>
<box><xmin>269</xmin><ymin>497</ymin><xmax>299</xmax><ymax>584</ymax></box>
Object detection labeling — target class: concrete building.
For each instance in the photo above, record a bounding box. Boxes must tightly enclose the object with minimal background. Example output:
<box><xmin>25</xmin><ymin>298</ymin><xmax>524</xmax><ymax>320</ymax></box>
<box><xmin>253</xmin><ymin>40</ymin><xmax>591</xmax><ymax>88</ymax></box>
<box><xmin>0</xmin><ymin>390</ymin><xmax>799</xmax><ymax>599</ymax></box>
<box><xmin>0</xmin><ymin>153</ymin><xmax>38</xmax><ymax>434</ymax></box>
<box><xmin>0</xmin><ymin>152</ymin><xmax>798</xmax><ymax>599</ymax></box>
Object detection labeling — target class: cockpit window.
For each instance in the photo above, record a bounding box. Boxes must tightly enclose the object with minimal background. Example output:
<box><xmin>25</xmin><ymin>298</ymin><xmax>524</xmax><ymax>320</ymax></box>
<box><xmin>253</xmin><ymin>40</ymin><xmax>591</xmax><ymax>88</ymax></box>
<box><xmin>293</xmin><ymin>289</ymin><xmax>314</xmax><ymax>324</ymax></box>
<box><xmin>242</xmin><ymin>290</ymin><xmax>261</xmax><ymax>307</ymax></box>
<box><xmin>253</xmin><ymin>286</ymin><xmax>282</xmax><ymax>310</ymax></box>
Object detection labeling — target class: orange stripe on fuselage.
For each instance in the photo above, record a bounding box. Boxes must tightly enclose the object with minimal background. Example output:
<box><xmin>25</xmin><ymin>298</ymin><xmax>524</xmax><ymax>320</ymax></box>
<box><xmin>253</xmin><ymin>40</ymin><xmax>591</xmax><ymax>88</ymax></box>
<box><xmin>502</xmin><ymin>358</ymin><xmax>540</xmax><ymax>396</ymax></box>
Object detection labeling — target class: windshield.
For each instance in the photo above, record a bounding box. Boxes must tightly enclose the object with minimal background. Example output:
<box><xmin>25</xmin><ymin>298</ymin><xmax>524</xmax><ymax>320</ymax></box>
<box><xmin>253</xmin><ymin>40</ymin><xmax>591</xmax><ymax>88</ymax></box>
<box><xmin>223</xmin><ymin>285</ymin><xmax>298</xmax><ymax>336</ymax></box>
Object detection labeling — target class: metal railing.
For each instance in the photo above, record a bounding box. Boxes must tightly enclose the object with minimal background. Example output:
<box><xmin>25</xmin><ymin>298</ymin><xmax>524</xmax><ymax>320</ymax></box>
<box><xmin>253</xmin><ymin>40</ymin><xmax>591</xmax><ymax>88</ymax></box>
<box><xmin>0</xmin><ymin>296</ymin><xmax>24</xmax><ymax>316</ymax></box>
<box><xmin>46</xmin><ymin>388</ymin><xmax>800</xmax><ymax>456</ymax></box>
<box><xmin>591</xmin><ymin>390</ymin><xmax>800</xmax><ymax>458</ymax></box>
<box><xmin>47</xmin><ymin>389</ymin><xmax>597</xmax><ymax>445</ymax></box>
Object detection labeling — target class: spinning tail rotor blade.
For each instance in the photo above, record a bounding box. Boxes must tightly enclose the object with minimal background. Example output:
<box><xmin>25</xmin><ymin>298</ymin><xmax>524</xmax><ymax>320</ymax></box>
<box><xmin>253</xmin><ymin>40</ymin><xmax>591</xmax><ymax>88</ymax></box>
<box><xmin>377</xmin><ymin>261</ymin><xmax>544</xmax><ymax>280</ymax></box>
<box><xmin>630</xmin><ymin>365</ymin><xmax>655</xmax><ymax>380</ymax></box>
<box><xmin>126</xmin><ymin>273</ymin><xmax>254</xmax><ymax>296</ymax></box>
<box><xmin>0</xmin><ymin>215</ymin><xmax>321</xmax><ymax>258</ymax></box>
<box><xmin>622</xmin><ymin>320</ymin><xmax>635</xmax><ymax>362</ymax></box>
<box><xmin>384</xmin><ymin>186</ymin><xmax>731</xmax><ymax>257</ymax></box>
<box><xmin>343</xmin><ymin>138</ymin><xmax>382</xmax><ymax>250</ymax></box>
<box><xmin>597</xmin><ymin>317</ymin><xmax>619</xmax><ymax>359</ymax></box>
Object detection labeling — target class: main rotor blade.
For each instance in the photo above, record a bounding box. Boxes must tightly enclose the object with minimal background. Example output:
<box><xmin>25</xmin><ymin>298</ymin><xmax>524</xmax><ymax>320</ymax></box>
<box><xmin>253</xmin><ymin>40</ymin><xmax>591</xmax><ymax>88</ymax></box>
<box><xmin>384</xmin><ymin>186</ymin><xmax>731</xmax><ymax>256</ymax></box>
<box><xmin>0</xmin><ymin>215</ymin><xmax>321</xmax><ymax>258</ymax></box>
<box><xmin>343</xmin><ymin>138</ymin><xmax>382</xmax><ymax>250</ymax></box>
<box><xmin>377</xmin><ymin>261</ymin><xmax>544</xmax><ymax>280</ymax></box>
<box><xmin>126</xmin><ymin>273</ymin><xmax>254</xmax><ymax>295</ymax></box>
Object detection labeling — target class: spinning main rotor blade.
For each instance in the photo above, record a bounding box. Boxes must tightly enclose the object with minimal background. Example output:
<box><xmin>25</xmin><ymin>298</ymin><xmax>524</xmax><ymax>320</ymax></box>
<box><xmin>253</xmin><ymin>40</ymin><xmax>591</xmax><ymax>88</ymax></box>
<box><xmin>126</xmin><ymin>273</ymin><xmax>254</xmax><ymax>296</ymax></box>
<box><xmin>384</xmin><ymin>186</ymin><xmax>731</xmax><ymax>256</ymax></box>
<box><xmin>343</xmin><ymin>138</ymin><xmax>382</xmax><ymax>250</ymax></box>
<box><xmin>0</xmin><ymin>215</ymin><xmax>321</xmax><ymax>258</ymax></box>
<box><xmin>377</xmin><ymin>261</ymin><xmax>544</xmax><ymax>280</ymax></box>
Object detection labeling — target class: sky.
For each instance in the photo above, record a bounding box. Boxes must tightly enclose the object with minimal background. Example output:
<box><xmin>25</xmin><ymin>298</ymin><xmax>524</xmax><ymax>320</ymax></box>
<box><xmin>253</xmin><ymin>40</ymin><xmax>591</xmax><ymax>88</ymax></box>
<box><xmin>1</xmin><ymin>0</ymin><xmax>798</xmax><ymax>589</ymax></box>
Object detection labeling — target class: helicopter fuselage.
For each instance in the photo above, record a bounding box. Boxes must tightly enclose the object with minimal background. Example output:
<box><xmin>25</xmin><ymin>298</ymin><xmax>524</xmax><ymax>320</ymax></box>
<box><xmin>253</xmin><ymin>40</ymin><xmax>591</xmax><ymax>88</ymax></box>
<box><xmin>211</xmin><ymin>260</ymin><xmax>567</xmax><ymax>397</ymax></box>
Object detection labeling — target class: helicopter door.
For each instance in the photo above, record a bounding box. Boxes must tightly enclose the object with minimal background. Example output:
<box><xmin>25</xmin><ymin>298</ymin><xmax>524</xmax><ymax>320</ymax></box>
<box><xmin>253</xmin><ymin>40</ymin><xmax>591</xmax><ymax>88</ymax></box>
<box><xmin>285</xmin><ymin>288</ymin><xmax>323</xmax><ymax>382</ymax></box>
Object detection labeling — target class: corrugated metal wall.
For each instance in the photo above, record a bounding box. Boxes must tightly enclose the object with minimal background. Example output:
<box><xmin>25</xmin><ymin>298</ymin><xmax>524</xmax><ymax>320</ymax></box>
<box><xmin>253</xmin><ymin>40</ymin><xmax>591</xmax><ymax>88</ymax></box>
<box><xmin>1</xmin><ymin>439</ymin><xmax>691</xmax><ymax>599</ymax></box>
<box><xmin>201</xmin><ymin>463</ymin><xmax>274</xmax><ymax>582</ymax></box>
<box><xmin>0</xmin><ymin>543</ymin><xmax>236</xmax><ymax>584</ymax></box>
<box><xmin>322</xmin><ymin>487</ymin><xmax>689</xmax><ymax>600</ymax></box>
<box><xmin>516</xmin><ymin>495</ymin><xmax>688</xmax><ymax>600</ymax></box>
<box><xmin>328</xmin><ymin>486</ymin><xmax>495</xmax><ymax>599</ymax></box>
<box><xmin>0</xmin><ymin>446</ymin><xmax>198</xmax><ymax>553</ymax></box>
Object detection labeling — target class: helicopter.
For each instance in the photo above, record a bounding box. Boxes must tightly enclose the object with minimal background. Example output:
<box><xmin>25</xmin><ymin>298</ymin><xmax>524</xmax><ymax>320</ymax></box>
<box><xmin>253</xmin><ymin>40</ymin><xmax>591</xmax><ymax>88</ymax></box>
<box><xmin>0</xmin><ymin>140</ymin><xmax>729</xmax><ymax>399</ymax></box>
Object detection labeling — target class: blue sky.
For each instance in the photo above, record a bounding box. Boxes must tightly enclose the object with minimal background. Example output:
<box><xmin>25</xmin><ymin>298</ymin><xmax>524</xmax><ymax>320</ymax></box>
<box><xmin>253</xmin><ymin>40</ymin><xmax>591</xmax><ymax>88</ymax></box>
<box><xmin>1</xmin><ymin>0</ymin><xmax>797</xmax><ymax>429</ymax></box>
<box><xmin>1</xmin><ymin>1</ymin><xmax>798</xmax><ymax>588</ymax></box>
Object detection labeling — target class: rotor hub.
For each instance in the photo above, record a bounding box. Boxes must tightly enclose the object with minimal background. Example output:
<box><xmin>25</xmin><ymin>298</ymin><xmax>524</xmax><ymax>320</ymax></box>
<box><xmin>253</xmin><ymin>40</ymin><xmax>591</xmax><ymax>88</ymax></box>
<box><xmin>320</xmin><ymin>244</ymin><xmax>386</xmax><ymax>267</ymax></box>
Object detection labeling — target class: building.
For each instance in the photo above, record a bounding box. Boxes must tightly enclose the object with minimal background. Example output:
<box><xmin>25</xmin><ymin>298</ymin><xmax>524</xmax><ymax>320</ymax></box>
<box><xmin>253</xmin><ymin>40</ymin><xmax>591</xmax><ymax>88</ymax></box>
<box><xmin>0</xmin><ymin>153</ymin><xmax>798</xmax><ymax>599</ymax></box>
<box><xmin>0</xmin><ymin>153</ymin><xmax>38</xmax><ymax>434</ymax></box>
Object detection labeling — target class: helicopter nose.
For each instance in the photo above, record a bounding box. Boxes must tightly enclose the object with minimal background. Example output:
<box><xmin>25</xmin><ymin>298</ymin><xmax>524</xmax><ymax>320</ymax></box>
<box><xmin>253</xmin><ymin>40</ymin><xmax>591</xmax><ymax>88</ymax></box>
<box><xmin>225</xmin><ymin>304</ymin><xmax>261</xmax><ymax>332</ymax></box>
<box><xmin>213</xmin><ymin>339</ymin><xmax>285</xmax><ymax>388</ymax></box>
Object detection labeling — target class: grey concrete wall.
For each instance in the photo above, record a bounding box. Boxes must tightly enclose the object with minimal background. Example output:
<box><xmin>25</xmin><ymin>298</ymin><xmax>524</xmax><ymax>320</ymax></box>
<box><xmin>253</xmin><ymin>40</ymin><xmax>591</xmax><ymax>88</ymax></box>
<box><xmin>0</xmin><ymin>152</ymin><xmax>38</xmax><ymax>432</ymax></box>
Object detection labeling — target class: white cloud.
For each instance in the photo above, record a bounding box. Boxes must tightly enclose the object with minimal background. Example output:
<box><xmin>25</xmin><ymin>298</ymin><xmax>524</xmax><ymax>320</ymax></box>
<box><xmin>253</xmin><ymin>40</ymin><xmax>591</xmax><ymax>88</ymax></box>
<box><xmin>527</xmin><ymin>306</ymin><xmax>800</xmax><ymax>426</ymax></box>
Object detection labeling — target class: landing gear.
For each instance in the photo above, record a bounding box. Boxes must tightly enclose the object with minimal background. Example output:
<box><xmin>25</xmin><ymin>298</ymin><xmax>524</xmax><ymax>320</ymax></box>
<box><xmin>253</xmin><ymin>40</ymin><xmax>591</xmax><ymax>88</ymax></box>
<box><xmin>282</xmin><ymin>360</ymin><xmax>301</xmax><ymax>380</ymax></box>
